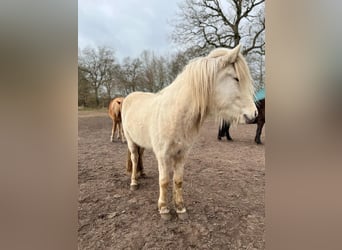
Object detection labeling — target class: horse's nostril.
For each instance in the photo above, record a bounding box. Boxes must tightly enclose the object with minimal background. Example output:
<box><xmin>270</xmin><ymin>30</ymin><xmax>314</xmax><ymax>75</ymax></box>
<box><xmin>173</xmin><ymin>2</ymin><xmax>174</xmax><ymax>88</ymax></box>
<box><xmin>244</xmin><ymin>114</ymin><xmax>252</xmax><ymax>123</ymax></box>
<box><xmin>244</xmin><ymin>114</ymin><xmax>256</xmax><ymax>124</ymax></box>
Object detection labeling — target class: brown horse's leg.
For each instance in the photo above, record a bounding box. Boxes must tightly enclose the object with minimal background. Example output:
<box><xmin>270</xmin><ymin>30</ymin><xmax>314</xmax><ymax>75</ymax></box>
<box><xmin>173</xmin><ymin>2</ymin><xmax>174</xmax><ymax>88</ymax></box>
<box><xmin>217</xmin><ymin>120</ymin><xmax>224</xmax><ymax>140</ymax></box>
<box><xmin>173</xmin><ymin>158</ymin><xmax>187</xmax><ymax>220</ymax></box>
<box><xmin>137</xmin><ymin>147</ymin><xmax>145</xmax><ymax>177</ymax></box>
<box><xmin>156</xmin><ymin>155</ymin><xmax>171</xmax><ymax>220</ymax></box>
<box><xmin>118</xmin><ymin>122</ymin><xmax>125</xmax><ymax>142</ymax></box>
<box><xmin>115</xmin><ymin>120</ymin><xmax>120</xmax><ymax>139</ymax></box>
<box><xmin>218</xmin><ymin>120</ymin><xmax>232</xmax><ymax>141</ymax></box>
<box><xmin>112</xmin><ymin>120</ymin><xmax>118</xmax><ymax>141</ymax></box>
<box><xmin>255</xmin><ymin>121</ymin><xmax>264</xmax><ymax>144</ymax></box>
<box><xmin>111</xmin><ymin>119</ymin><xmax>115</xmax><ymax>142</ymax></box>
<box><xmin>126</xmin><ymin>149</ymin><xmax>132</xmax><ymax>173</ymax></box>
<box><xmin>225</xmin><ymin>122</ymin><xmax>232</xmax><ymax>141</ymax></box>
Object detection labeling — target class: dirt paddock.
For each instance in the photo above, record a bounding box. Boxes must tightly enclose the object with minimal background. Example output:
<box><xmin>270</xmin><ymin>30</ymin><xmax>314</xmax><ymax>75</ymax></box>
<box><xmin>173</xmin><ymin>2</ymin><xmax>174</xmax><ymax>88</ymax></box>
<box><xmin>78</xmin><ymin>110</ymin><xmax>265</xmax><ymax>249</ymax></box>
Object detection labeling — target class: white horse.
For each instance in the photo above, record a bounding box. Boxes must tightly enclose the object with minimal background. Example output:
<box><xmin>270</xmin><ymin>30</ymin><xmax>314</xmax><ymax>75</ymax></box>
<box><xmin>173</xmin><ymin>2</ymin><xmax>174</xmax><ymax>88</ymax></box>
<box><xmin>121</xmin><ymin>45</ymin><xmax>257</xmax><ymax>220</ymax></box>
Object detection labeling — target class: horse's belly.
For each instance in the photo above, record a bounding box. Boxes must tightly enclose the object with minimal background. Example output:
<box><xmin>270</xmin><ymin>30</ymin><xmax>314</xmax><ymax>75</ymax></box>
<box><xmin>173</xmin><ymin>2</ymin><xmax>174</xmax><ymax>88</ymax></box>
<box><xmin>126</xmin><ymin>121</ymin><xmax>153</xmax><ymax>149</ymax></box>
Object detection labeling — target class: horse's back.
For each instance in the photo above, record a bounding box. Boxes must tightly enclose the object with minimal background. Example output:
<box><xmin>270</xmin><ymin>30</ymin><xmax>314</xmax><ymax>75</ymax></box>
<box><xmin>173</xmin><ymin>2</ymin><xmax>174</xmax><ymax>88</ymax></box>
<box><xmin>123</xmin><ymin>91</ymin><xmax>154</xmax><ymax>106</ymax></box>
<box><xmin>122</xmin><ymin>92</ymin><xmax>156</xmax><ymax>117</ymax></box>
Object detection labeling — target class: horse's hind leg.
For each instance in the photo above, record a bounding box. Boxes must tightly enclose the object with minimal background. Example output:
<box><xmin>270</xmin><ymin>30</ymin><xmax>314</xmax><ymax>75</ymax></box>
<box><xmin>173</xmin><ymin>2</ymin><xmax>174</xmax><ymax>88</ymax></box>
<box><xmin>137</xmin><ymin>147</ymin><xmax>145</xmax><ymax>177</ymax></box>
<box><xmin>118</xmin><ymin>122</ymin><xmax>126</xmax><ymax>143</ymax></box>
<box><xmin>126</xmin><ymin>149</ymin><xmax>132</xmax><ymax>174</ymax></box>
<box><xmin>127</xmin><ymin>141</ymin><xmax>140</xmax><ymax>190</ymax></box>
<box><xmin>110</xmin><ymin>119</ymin><xmax>115</xmax><ymax>142</ymax></box>
<box><xmin>255</xmin><ymin>121</ymin><xmax>264</xmax><ymax>144</ymax></box>
<box><xmin>127</xmin><ymin>146</ymin><xmax>145</xmax><ymax>177</ymax></box>
<box><xmin>115</xmin><ymin>120</ymin><xmax>120</xmax><ymax>139</ymax></box>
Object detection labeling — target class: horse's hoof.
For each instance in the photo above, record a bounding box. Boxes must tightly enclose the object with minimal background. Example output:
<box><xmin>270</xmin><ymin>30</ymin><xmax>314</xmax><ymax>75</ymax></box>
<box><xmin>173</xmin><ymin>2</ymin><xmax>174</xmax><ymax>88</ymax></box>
<box><xmin>177</xmin><ymin>212</ymin><xmax>188</xmax><ymax>220</ymax></box>
<box><xmin>160</xmin><ymin>213</ymin><xmax>172</xmax><ymax>221</ymax></box>
<box><xmin>130</xmin><ymin>184</ymin><xmax>138</xmax><ymax>191</ymax></box>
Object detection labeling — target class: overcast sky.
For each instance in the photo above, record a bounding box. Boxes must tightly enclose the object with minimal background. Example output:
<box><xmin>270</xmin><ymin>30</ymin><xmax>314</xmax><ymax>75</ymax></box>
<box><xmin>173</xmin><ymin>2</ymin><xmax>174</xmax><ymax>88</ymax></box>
<box><xmin>78</xmin><ymin>0</ymin><xmax>181</xmax><ymax>61</ymax></box>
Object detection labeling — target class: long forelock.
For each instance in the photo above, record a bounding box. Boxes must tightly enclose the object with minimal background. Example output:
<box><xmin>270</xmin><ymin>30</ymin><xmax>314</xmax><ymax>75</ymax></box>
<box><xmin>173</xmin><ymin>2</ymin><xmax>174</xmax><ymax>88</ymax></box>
<box><xmin>235</xmin><ymin>54</ymin><xmax>255</xmax><ymax>98</ymax></box>
<box><xmin>213</xmin><ymin>52</ymin><xmax>255</xmax><ymax>125</ymax></box>
<box><xmin>171</xmin><ymin>49</ymin><xmax>255</xmax><ymax>127</ymax></box>
<box><xmin>208</xmin><ymin>49</ymin><xmax>255</xmax><ymax>97</ymax></box>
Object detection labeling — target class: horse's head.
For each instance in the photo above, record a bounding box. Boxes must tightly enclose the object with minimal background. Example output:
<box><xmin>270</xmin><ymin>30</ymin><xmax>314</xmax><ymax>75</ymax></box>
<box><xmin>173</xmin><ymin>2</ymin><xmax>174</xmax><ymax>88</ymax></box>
<box><xmin>209</xmin><ymin>45</ymin><xmax>258</xmax><ymax>124</ymax></box>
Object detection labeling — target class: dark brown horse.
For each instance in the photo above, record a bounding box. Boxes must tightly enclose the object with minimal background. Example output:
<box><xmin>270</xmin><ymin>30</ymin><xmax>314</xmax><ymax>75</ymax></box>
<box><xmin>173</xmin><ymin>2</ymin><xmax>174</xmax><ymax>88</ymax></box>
<box><xmin>218</xmin><ymin>98</ymin><xmax>265</xmax><ymax>144</ymax></box>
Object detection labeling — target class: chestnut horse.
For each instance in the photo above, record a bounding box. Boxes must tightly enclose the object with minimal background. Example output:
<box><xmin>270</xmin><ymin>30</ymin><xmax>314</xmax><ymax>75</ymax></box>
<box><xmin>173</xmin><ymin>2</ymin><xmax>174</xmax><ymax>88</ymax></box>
<box><xmin>121</xmin><ymin>45</ymin><xmax>257</xmax><ymax>220</ymax></box>
<box><xmin>108</xmin><ymin>97</ymin><xmax>125</xmax><ymax>142</ymax></box>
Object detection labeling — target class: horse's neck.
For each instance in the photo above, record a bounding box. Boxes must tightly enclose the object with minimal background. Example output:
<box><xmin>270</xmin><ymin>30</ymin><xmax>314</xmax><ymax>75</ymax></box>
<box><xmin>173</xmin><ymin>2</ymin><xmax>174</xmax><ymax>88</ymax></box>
<box><xmin>160</xmin><ymin>80</ymin><xmax>205</xmax><ymax>139</ymax></box>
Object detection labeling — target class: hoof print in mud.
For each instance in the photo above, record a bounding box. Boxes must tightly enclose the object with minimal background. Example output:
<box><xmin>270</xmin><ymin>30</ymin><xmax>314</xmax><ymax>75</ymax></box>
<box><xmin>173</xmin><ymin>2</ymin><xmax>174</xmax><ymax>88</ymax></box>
<box><xmin>177</xmin><ymin>212</ymin><xmax>188</xmax><ymax>220</ymax></box>
<box><xmin>160</xmin><ymin>213</ymin><xmax>172</xmax><ymax>221</ymax></box>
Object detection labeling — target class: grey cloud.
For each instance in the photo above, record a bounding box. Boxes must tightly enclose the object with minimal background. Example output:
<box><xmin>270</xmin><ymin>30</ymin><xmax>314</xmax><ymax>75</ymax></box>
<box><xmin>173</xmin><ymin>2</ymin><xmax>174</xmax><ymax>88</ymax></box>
<box><xmin>78</xmin><ymin>0</ymin><xmax>180</xmax><ymax>60</ymax></box>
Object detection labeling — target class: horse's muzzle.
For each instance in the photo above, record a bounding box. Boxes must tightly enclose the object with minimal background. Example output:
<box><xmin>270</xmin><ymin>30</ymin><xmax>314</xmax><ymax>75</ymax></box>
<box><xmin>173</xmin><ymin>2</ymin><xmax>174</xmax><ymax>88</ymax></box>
<box><xmin>244</xmin><ymin>111</ymin><xmax>258</xmax><ymax>124</ymax></box>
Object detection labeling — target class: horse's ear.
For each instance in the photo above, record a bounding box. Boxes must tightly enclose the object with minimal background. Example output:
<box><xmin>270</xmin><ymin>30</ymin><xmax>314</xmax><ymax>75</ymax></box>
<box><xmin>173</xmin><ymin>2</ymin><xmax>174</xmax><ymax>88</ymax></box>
<box><xmin>221</xmin><ymin>44</ymin><xmax>241</xmax><ymax>64</ymax></box>
<box><xmin>230</xmin><ymin>44</ymin><xmax>241</xmax><ymax>62</ymax></box>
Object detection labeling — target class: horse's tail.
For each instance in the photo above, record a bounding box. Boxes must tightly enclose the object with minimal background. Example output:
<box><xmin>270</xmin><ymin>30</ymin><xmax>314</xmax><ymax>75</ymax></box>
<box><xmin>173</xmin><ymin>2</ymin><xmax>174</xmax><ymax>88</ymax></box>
<box><xmin>126</xmin><ymin>147</ymin><xmax>144</xmax><ymax>174</ymax></box>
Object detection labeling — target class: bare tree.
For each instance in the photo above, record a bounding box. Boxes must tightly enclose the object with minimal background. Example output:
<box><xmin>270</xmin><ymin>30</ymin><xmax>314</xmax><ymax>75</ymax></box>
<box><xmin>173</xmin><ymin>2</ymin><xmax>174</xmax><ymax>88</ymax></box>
<box><xmin>103</xmin><ymin>63</ymin><xmax>121</xmax><ymax>99</ymax></box>
<box><xmin>155</xmin><ymin>55</ymin><xmax>168</xmax><ymax>90</ymax></box>
<box><xmin>140</xmin><ymin>50</ymin><xmax>169</xmax><ymax>92</ymax></box>
<box><xmin>246</xmin><ymin>53</ymin><xmax>265</xmax><ymax>90</ymax></box>
<box><xmin>79</xmin><ymin>46</ymin><xmax>117</xmax><ymax>106</ymax></box>
<box><xmin>167</xmin><ymin>48</ymin><xmax>197</xmax><ymax>82</ymax></box>
<box><xmin>118</xmin><ymin>57</ymin><xmax>144</xmax><ymax>95</ymax></box>
<box><xmin>78</xmin><ymin>66</ymin><xmax>92</xmax><ymax>107</ymax></box>
<box><xmin>171</xmin><ymin>0</ymin><xmax>265</xmax><ymax>56</ymax></box>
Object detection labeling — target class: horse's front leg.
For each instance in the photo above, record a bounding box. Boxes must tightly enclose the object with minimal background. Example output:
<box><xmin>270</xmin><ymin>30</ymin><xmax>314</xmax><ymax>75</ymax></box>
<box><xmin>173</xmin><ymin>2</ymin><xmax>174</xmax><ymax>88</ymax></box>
<box><xmin>157</xmin><ymin>156</ymin><xmax>171</xmax><ymax>220</ymax></box>
<box><xmin>173</xmin><ymin>159</ymin><xmax>188</xmax><ymax>220</ymax></box>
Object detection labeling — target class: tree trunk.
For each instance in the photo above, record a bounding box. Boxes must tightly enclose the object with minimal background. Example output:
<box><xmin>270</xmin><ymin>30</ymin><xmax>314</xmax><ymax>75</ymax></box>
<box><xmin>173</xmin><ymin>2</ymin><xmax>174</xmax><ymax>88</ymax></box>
<box><xmin>95</xmin><ymin>88</ymin><xmax>99</xmax><ymax>107</ymax></box>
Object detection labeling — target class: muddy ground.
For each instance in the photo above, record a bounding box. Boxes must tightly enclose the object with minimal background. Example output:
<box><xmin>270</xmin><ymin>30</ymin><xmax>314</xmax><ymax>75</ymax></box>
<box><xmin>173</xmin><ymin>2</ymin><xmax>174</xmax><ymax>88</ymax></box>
<box><xmin>78</xmin><ymin>110</ymin><xmax>265</xmax><ymax>250</ymax></box>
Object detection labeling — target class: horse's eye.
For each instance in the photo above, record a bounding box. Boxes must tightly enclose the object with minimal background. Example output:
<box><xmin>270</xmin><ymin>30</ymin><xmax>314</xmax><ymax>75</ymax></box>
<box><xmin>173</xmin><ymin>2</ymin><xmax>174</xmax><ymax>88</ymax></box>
<box><xmin>234</xmin><ymin>77</ymin><xmax>239</xmax><ymax>82</ymax></box>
